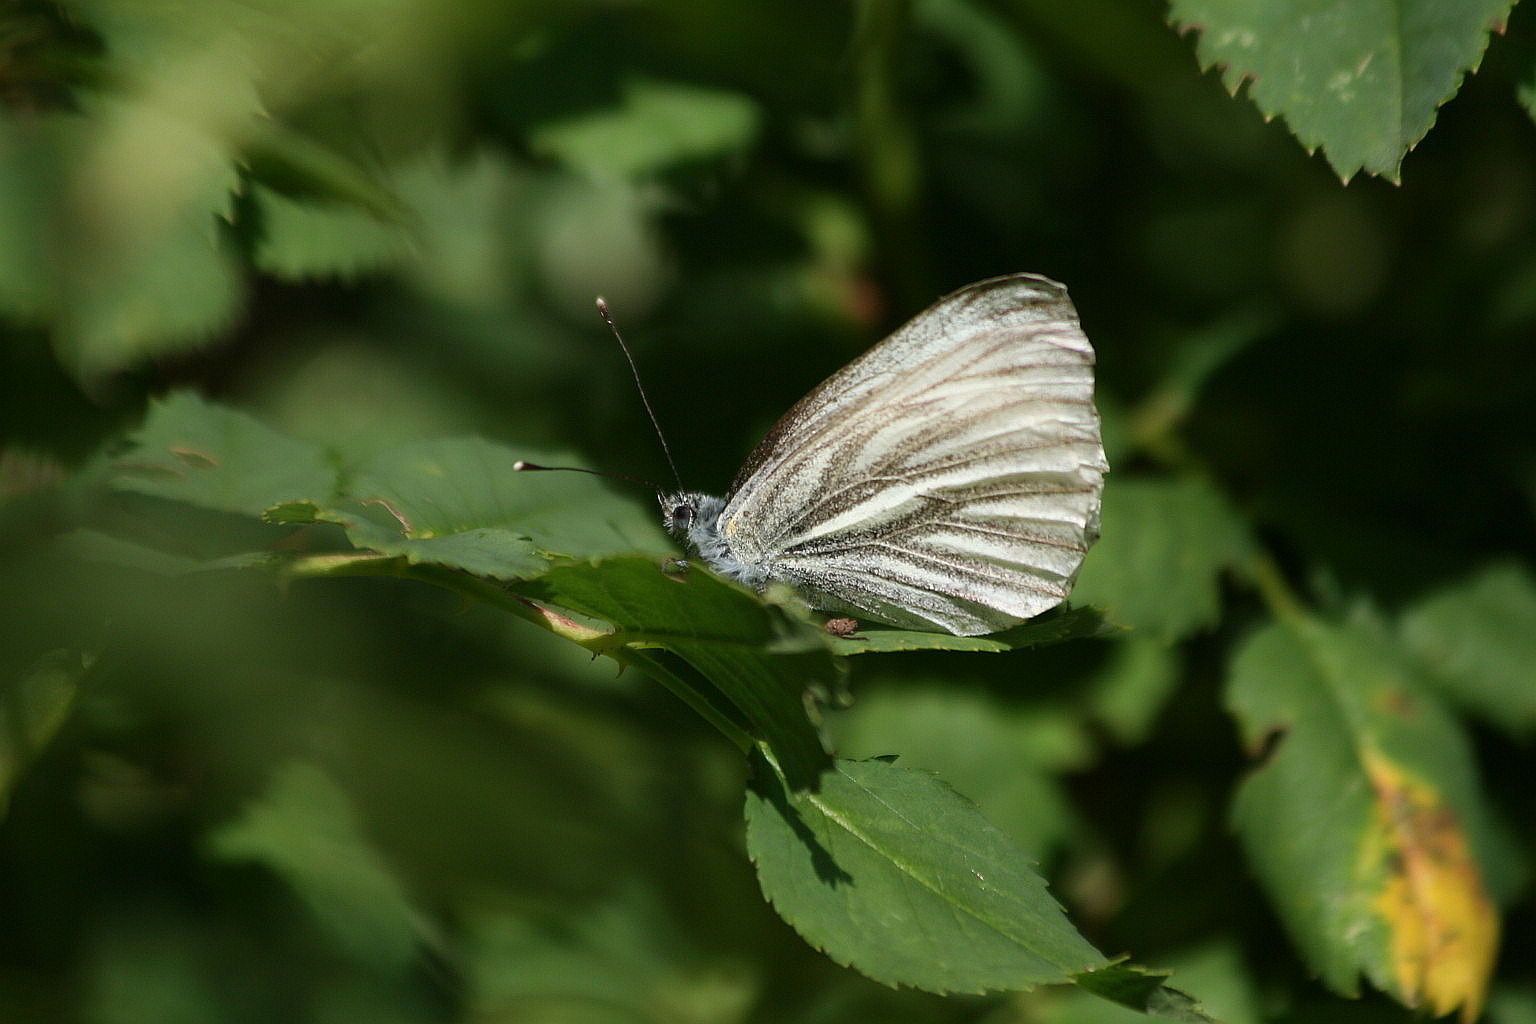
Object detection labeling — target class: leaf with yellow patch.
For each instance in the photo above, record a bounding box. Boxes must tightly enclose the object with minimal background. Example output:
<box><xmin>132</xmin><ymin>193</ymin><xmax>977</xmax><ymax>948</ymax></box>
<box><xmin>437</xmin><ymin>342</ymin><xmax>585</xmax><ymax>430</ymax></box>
<box><xmin>1227</xmin><ymin>612</ymin><xmax>1499</xmax><ymax>1022</ymax></box>
<box><xmin>1362</xmin><ymin>750</ymin><xmax>1498</xmax><ymax>1023</ymax></box>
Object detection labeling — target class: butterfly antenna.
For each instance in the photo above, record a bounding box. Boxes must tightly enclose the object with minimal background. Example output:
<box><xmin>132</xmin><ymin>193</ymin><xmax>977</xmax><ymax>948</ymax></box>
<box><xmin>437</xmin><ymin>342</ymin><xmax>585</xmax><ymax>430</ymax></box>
<box><xmin>512</xmin><ymin>460</ymin><xmax>662</xmax><ymax>491</ymax></box>
<box><xmin>597</xmin><ymin>297</ymin><xmax>684</xmax><ymax>490</ymax></box>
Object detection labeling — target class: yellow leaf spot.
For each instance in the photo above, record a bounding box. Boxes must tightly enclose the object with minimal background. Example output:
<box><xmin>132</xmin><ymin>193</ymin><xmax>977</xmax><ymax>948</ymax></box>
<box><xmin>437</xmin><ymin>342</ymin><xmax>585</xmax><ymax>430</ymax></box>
<box><xmin>1365</xmin><ymin>749</ymin><xmax>1498</xmax><ymax>1023</ymax></box>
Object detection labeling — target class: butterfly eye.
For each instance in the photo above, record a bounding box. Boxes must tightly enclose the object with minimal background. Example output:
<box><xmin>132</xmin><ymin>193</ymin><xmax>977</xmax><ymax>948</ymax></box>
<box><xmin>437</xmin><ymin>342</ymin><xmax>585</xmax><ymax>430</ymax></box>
<box><xmin>671</xmin><ymin>505</ymin><xmax>694</xmax><ymax>531</ymax></box>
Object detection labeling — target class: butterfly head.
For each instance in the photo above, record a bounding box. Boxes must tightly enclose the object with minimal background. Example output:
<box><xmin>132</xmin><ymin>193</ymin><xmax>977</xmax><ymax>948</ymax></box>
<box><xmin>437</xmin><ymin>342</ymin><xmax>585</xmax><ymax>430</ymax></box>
<box><xmin>659</xmin><ymin>491</ymin><xmax>722</xmax><ymax>542</ymax></box>
<box><xmin>659</xmin><ymin>491</ymin><xmax>755</xmax><ymax>581</ymax></box>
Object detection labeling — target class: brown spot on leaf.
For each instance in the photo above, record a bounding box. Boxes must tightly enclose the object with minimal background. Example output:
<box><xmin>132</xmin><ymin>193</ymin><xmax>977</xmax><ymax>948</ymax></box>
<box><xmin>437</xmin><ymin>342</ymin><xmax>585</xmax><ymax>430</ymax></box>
<box><xmin>170</xmin><ymin>446</ymin><xmax>218</xmax><ymax>469</ymax></box>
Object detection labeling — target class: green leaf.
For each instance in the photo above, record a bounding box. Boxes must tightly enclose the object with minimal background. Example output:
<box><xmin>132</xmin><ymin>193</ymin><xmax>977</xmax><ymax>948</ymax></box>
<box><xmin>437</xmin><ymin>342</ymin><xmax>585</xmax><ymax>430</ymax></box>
<box><xmin>827</xmin><ymin>604</ymin><xmax>1110</xmax><ymax>654</ymax></box>
<box><xmin>1500</xmin><ymin>20</ymin><xmax>1536</xmax><ymax>123</ymax></box>
<box><xmin>1144</xmin><ymin>941</ymin><xmax>1265</xmax><ymax>1024</ymax></box>
<box><xmin>110</xmin><ymin>399</ymin><xmax>830</xmax><ymax>784</ymax></box>
<box><xmin>251</xmin><ymin>182</ymin><xmax>414</xmax><ymax>282</ymax></box>
<box><xmin>1400</xmin><ymin>561</ymin><xmax>1536</xmax><ymax>734</ymax></box>
<box><xmin>829</xmin><ymin>687</ymin><xmax>1086</xmax><ymax>863</ymax></box>
<box><xmin>309</xmin><ymin>497</ymin><xmax>548</xmax><ymax>582</ymax></box>
<box><xmin>0</xmin><ymin>104</ymin><xmax>244</xmax><ymax>378</ymax></box>
<box><xmin>1071</xmin><ymin>477</ymin><xmax>1251</xmax><ymax>640</ymax></box>
<box><xmin>109</xmin><ymin>400</ymin><xmax>673</xmax><ymax>587</ymax></box>
<box><xmin>308</xmin><ymin>438</ymin><xmax>668</xmax><ymax>581</ymax></box>
<box><xmin>243</xmin><ymin>120</ymin><xmax>407</xmax><ymax>219</ymax></box>
<box><xmin>539</xmin><ymin>558</ymin><xmax>837</xmax><ymax>791</ymax></box>
<box><xmin>1169</xmin><ymin>0</ymin><xmax>1517</xmax><ymax>181</ymax></box>
<box><xmin>464</xmin><ymin>889</ymin><xmax>758</xmax><ymax>1024</ymax></box>
<box><xmin>529</xmin><ymin>78</ymin><xmax>760</xmax><ymax>178</ymax></box>
<box><xmin>1227</xmin><ymin>613</ymin><xmax>1499</xmax><ymax>1021</ymax></box>
<box><xmin>112</xmin><ymin>391</ymin><xmax>338</xmax><ymax>517</ymax></box>
<box><xmin>1073</xmin><ymin>963</ymin><xmax>1215</xmax><ymax>1023</ymax></box>
<box><xmin>209</xmin><ymin>761</ymin><xmax>425</xmax><ymax>970</ymax></box>
<box><xmin>744</xmin><ymin>749</ymin><xmax>1108</xmax><ymax>994</ymax></box>
<box><xmin>1087</xmin><ymin>635</ymin><xmax>1183</xmax><ymax>745</ymax></box>
<box><xmin>53</xmin><ymin>94</ymin><xmax>247</xmax><ymax>377</ymax></box>
<box><xmin>0</xmin><ymin>650</ymin><xmax>85</xmax><ymax>820</ymax></box>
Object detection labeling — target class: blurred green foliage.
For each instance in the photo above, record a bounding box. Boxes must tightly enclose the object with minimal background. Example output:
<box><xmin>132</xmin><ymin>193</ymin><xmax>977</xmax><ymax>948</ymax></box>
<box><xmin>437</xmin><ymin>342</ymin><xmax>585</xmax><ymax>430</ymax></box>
<box><xmin>2</xmin><ymin>0</ymin><xmax>1535</xmax><ymax>1022</ymax></box>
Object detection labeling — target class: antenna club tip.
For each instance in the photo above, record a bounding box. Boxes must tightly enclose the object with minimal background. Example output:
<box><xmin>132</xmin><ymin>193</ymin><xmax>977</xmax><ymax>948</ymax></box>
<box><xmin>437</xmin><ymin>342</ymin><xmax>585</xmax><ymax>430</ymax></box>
<box><xmin>512</xmin><ymin>460</ymin><xmax>534</xmax><ymax>471</ymax></box>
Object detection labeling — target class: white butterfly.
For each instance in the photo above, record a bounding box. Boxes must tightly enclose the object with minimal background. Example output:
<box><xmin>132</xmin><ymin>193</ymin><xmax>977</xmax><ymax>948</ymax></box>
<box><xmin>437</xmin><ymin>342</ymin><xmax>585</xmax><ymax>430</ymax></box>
<box><xmin>661</xmin><ymin>273</ymin><xmax>1107</xmax><ymax>636</ymax></box>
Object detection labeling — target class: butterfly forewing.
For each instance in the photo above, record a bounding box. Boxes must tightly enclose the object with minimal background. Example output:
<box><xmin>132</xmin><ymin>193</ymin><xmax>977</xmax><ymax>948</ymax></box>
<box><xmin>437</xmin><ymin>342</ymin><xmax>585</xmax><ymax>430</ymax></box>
<box><xmin>718</xmin><ymin>273</ymin><xmax>1106</xmax><ymax>635</ymax></box>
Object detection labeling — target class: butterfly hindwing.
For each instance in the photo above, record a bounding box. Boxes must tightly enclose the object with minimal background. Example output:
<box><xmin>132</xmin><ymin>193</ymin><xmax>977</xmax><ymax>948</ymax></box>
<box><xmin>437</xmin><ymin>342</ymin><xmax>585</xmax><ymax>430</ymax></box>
<box><xmin>716</xmin><ymin>273</ymin><xmax>1106</xmax><ymax>635</ymax></box>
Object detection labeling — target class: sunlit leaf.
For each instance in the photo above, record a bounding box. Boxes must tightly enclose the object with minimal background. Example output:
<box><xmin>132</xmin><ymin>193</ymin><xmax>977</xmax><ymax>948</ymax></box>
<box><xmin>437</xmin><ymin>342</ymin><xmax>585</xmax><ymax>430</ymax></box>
<box><xmin>303</xmin><ymin>438</ymin><xmax>668</xmax><ymax>581</ymax></box>
<box><xmin>530</xmin><ymin>78</ymin><xmax>760</xmax><ymax>178</ymax></box>
<box><xmin>112</xmin><ymin>391</ymin><xmax>338</xmax><ymax>517</ymax></box>
<box><xmin>745</xmin><ymin>750</ymin><xmax>1212</xmax><ymax>1018</ymax></box>
<box><xmin>1400</xmin><ymin>561</ymin><xmax>1536</xmax><ymax>734</ymax></box>
<box><xmin>52</xmin><ymin>87</ymin><xmax>248</xmax><ymax>377</ymax></box>
<box><xmin>0</xmin><ymin>99</ymin><xmax>245</xmax><ymax>377</ymax></box>
<box><xmin>1227</xmin><ymin>613</ymin><xmax>1499</xmax><ymax>1021</ymax></box>
<box><xmin>745</xmin><ymin>749</ymin><xmax>1108</xmax><ymax>993</ymax></box>
<box><xmin>251</xmin><ymin>183</ymin><xmax>414</xmax><ymax>282</ymax></box>
<box><xmin>1169</xmin><ymin>0</ymin><xmax>1517</xmax><ymax>181</ymax></box>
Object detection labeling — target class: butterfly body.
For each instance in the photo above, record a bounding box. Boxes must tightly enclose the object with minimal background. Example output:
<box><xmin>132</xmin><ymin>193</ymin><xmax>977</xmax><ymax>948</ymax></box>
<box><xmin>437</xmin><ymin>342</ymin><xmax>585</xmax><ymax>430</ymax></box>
<box><xmin>662</xmin><ymin>273</ymin><xmax>1106</xmax><ymax>636</ymax></box>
